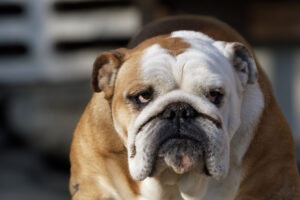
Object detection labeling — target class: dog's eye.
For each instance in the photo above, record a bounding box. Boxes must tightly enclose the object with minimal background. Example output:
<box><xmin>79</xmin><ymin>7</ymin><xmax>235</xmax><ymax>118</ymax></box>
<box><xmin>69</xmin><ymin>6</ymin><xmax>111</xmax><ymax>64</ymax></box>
<box><xmin>128</xmin><ymin>88</ymin><xmax>153</xmax><ymax>107</ymax></box>
<box><xmin>207</xmin><ymin>90</ymin><xmax>224</xmax><ymax>106</ymax></box>
<box><xmin>137</xmin><ymin>91</ymin><xmax>152</xmax><ymax>104</ymax></box>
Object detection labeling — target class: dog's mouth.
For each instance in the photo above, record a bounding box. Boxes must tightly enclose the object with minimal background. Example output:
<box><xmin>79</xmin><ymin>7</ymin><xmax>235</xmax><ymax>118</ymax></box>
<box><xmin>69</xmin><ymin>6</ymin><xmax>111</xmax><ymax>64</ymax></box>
<box><xmin>151</xmin><ymin>136</ymin><xmax>210</xmax><ymax>176</ymax></box>
<box><xmin>129</xmin><ymin>114</ymin><xmax>227</xmax><ymax>181</ymax></box>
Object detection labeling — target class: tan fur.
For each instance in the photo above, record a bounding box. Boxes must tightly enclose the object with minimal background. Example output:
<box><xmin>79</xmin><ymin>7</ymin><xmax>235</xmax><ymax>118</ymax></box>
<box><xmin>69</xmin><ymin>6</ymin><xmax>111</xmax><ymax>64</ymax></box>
<box><xmin>70</xmin><ymin>15</ymin><xmax>300</xmax><ymax>199</ymax></box>
<box><xmin>236</xmin><ymin>67</ymin><xmax>300</xmax><ymax>199</ymax></box>
<box><xmin>70</xmin><ymin>93</ymin><xmax>140</xmax><ymax>199</ymax></box>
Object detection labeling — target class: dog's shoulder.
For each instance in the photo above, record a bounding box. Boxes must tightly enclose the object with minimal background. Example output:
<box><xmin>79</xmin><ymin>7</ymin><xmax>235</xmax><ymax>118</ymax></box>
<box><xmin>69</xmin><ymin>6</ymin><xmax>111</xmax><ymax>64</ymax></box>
<box><xmin>70</xmin><ymin>93</ymin><xmax>141</xmax><ymax>199</ymax></box>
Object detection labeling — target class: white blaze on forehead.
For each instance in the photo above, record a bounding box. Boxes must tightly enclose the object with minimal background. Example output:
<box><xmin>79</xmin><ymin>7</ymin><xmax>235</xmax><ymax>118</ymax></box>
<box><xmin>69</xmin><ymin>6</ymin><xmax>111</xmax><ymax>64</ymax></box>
<box><xmin>141</xmin><ymin>44</ymin><xmax>180</xmax><ymax>93</ymax></box>
<box><xmin>141</xmin><ymin>30</ymin><xmax>237</xmax><ymax>96</ymax></box>
<box><xmin>176</xmin><ymin>49</ymin><xmax>234</xmax><ymax>94</ymax></box>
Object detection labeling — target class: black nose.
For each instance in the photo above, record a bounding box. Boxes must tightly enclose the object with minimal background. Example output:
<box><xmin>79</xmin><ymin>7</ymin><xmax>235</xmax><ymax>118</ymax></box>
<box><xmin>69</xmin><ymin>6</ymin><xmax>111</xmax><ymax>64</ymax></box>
<box><xmin>161</xmin><ymin>102</ymin><xmax>198</xmax><ymax>120</ymax></box>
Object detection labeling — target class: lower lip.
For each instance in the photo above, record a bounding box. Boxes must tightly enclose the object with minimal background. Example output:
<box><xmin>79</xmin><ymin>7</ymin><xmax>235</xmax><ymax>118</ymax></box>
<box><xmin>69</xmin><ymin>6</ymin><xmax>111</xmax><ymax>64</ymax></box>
<box><xmin>158</xmin><ymin>138</ymin><xmax>212</xmax><ymax>176</ymax></box>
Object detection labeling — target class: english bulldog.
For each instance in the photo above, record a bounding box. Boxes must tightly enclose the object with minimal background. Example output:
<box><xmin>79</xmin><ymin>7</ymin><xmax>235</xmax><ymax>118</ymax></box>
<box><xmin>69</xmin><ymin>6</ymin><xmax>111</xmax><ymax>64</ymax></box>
<box><xmin>69</xmin><ymin>15</ymin><xmax>300</xmax><ymax>200</ymax></box>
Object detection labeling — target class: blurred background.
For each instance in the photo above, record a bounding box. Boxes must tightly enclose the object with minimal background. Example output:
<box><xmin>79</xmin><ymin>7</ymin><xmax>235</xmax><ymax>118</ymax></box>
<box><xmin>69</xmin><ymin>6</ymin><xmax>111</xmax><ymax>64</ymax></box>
<box><xmin>0</xmin><ymin>0</ymin><xmax>300</xmax><ymax>199</ymax></box>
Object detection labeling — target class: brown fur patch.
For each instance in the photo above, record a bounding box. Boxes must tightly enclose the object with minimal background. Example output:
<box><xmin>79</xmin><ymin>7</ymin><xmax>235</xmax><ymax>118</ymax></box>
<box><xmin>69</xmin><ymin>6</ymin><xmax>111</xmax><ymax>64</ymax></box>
<box><xmin>158</xmin><ymin>37</ymin><xmax>190</xmax><ymax>56</ymax></box>
<box><xmin>132</xmin><ymin>34</ymin><xmax>190</xmax><ymax>56</ymax></box>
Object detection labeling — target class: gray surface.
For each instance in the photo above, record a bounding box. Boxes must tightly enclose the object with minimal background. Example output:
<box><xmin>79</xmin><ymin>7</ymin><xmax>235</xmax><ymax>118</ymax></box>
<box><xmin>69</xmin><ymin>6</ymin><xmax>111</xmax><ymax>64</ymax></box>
<box><xmin>6</xmin><ymin>80</ymin><xmax>91</xmax><ymax>158</ymax></box>
<box><xmin>0</xmin><ymin>146</ymin><xmax>69</xmax><ymax>200</ymax></box>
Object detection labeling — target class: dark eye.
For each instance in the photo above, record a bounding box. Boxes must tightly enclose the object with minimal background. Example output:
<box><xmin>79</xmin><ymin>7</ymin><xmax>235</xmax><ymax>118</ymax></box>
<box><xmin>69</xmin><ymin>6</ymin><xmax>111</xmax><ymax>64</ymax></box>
<box><xmin>207</xmin><ymin>90</ymin><xmax>224</xmax><ymax>107</ymax></box>
<box><xmin>128</xmin><ymin>88</ymin><xmax>153</xmax><ymax>108</ymax></box>
<box><xmin>136</xmin><ymin>91</ymin><xmax>152</xmax><ymax>104</ymax></box>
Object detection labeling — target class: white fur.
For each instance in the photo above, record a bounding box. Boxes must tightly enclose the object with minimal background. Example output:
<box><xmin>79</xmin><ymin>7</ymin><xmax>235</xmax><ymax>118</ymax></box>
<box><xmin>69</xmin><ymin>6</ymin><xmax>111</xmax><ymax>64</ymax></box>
<box><xmin>203</xmin><ymin>82</ymin><xmax>264</xmax><ymax>199</ymax></box>
<box><xmin>138</xmin><ymin>171</ymin><xmax>209</xmax><ymax>200</ymax></box>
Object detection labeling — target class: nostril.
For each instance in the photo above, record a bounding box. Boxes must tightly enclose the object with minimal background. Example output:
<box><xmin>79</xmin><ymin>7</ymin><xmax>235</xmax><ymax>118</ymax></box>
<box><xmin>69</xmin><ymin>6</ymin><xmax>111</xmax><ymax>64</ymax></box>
<box><xmin>186</xmin><ymin>108</ymin><xmax>197</xmax><ymax>118</ymax></box>
<box><xmin>161</xmin><ymin>103</ymin><xmax>198</xmax><ymax>120</ymax></box>
<box><xmin>182</xmin><ymin>108</ymin><xmax>197</xmax><ymax>118</ymax></box>
<box><xmin>181</xmin><ymin>110</ymin><xmax>188</xmax><ymax>118</ymax></box>
<box><xmin>162</xmin><ymin>109</ymin><xmax>175</xmax><ymax>119</ymax></box>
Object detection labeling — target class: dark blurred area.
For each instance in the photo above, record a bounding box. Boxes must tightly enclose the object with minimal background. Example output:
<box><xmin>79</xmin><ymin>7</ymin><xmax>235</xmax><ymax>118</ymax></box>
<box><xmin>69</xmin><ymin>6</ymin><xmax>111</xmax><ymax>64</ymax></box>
<box><xmin>1</xmin><ymin>0</ymin><xmax>300</xmax><ymax>199</ymax></box>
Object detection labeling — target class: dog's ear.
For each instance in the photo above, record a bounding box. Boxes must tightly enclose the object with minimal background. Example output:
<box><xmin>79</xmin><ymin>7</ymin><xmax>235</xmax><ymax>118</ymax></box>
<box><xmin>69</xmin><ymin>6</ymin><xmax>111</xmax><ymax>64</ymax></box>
<box><xmin>91</xmin><ymin>48</ymin><xmax>127</xmax><ymax>99</ymax></box>
<box><xmin>213</xmin><ymin>41</ymin><xmax>257</xmax><ymax>86</ymax></box>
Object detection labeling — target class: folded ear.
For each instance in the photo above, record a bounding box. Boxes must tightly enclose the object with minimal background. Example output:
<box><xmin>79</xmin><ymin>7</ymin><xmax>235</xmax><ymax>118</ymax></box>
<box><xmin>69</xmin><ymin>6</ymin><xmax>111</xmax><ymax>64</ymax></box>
<box><xmin>213</xmin><ymin>41</ymin><xmax>257</xmax><ymax>86</ymax></box>
<box><xmin>91</xmin><ymin>48</ymin><xmax>127</xmax><ymax>99</ymax></box>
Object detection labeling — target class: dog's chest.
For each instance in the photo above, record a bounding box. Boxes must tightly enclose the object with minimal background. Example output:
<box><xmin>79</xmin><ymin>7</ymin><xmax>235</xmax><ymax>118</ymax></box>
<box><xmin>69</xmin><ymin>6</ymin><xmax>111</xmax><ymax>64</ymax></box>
<box><xmin>137</xmin><ymin>167</ymin><xmax>242</xmax><ymax>200</ymax></box>
<box><xmin>203</xmin><ymin>164</ymin><xmax>242</xmax><ymax>200</ymax></box>
<box><xmin>138</xmin><ymin>177</ymin><xmax>182</xmax><ymax>200</ymax></box>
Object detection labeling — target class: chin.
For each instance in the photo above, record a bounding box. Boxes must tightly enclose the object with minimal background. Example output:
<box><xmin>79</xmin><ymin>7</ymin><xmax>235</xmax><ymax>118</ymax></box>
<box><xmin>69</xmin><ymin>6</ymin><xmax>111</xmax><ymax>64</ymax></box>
<box><xmin>150</xmin><ymin>137</ymin><xmax>210</xmax><ymax>177</ymax></box>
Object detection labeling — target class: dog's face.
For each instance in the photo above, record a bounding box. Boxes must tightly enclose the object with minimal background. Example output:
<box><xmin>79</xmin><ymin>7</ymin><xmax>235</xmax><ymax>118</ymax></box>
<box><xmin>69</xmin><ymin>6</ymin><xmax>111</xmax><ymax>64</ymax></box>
<box><xmin>92</xmin><ymin>31</ymin><xmax>257</xmax><ymax>181</ymax></box>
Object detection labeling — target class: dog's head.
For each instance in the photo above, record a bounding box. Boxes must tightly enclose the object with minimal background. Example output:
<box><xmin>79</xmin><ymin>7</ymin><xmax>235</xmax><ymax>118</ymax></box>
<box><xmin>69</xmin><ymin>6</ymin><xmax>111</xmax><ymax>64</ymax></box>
<box><xmin>92</xmin><ymin>31</ymin><xmax>257</xmax><ymax>181</ymax></box>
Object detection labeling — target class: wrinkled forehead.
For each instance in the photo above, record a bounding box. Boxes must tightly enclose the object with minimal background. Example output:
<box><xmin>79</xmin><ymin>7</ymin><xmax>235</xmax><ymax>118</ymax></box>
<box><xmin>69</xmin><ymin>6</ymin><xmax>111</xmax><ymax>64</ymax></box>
<box><xmin>115</xmin><ymin>31</ymin><xmax>235</xmax><ymax>97</ymax></box>
<box><xmin>138</xmin><ymin>31</ymin><xmax>234</xmax><ymax>93</ymax></box>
